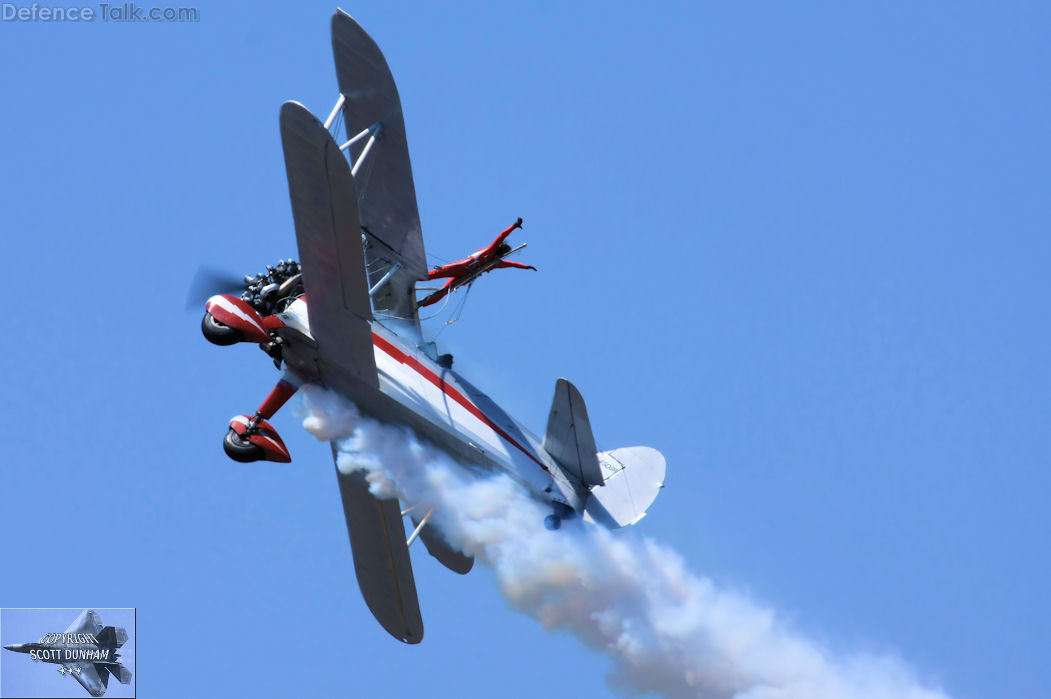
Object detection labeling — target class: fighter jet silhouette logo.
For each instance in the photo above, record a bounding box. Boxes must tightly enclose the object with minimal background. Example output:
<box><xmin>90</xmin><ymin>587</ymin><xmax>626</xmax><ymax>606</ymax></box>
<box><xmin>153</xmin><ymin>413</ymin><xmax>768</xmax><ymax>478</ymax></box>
<box><xmin>3</xmin><ymin>610</ymin><xmax>133</xmax><ymax>697</ymax></box>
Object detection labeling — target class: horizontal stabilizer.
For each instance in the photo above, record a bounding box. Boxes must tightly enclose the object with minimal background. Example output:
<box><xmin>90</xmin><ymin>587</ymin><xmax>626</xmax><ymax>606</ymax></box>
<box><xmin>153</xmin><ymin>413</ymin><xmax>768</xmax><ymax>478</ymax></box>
<box><xmin>542</xmin><ymin>379</ymin><xmax>604</xmax><ymax>488</ymax></box>
<box><xmin>112</xmin><ymin>663</ymin><xmax>132</xmax><ymax>685</ymax></box>
<box><xmin>98</xmin><ymin>662</ymin><xmax>132</xmax><ymax>685</ymax></box>
<box><xmin>584</xmin><ymin>447</ymin><xmax>666</xmax><ymax>528</ymax></box>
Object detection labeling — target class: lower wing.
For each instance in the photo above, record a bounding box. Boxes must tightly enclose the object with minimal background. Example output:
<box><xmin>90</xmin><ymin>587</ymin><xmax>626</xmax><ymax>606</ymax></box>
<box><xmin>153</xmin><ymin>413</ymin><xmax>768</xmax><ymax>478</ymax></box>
<box><xmin>332</xmin><ymin>444</ymin><xmax>424</xmax><ymax>643</ymax></box>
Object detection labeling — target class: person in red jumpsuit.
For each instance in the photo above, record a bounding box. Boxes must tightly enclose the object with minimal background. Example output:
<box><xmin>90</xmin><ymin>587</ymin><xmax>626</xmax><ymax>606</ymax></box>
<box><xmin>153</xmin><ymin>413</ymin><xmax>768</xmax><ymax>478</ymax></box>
<box><xmin>420</xmin><ymin>218</ymin><xmax>536</xmax><ymax>307</ymax></box>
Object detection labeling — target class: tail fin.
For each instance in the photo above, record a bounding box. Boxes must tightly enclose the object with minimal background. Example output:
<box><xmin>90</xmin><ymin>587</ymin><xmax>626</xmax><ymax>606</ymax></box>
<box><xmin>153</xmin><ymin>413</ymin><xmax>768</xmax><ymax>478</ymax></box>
<box><xmin>95</xmin><ymin>627</ymin><xmax>127</xmax><ymax>648</ymax></box>
<box><xmin>542</xmin><ymin>379</ymin><xmax>604</xmax><ymax>488</ymax></box>
<box><xmin>542</xmin><ymin>378</ymin><xmax>666</xmax><ymax>527</ymax></box>
<box><xmin>584</xmin><ymin>447</ymin><xmax>666</xmax><ymax>528</ymax></box>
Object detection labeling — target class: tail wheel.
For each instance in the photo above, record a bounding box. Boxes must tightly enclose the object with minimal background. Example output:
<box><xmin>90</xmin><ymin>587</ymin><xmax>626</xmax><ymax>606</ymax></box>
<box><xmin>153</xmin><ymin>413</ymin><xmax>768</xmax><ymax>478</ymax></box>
<box><xmin>223</xmin><ymin>428</ymin><xmax>263</xmax><ymax>462</ymax></box>
<box><xmin>202</xmin><ymin>312</ymin><xmax>244</xmax><ymax>346</ymax></box>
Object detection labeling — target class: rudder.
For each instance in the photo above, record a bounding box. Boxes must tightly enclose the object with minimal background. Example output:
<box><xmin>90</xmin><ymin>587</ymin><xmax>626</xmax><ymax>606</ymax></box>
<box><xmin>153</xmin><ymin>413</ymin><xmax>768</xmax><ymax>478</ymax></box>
<box><xmin>542</xmin><ymin>378</ymin><xmax>604</xmax><ymax>488</ymax></box>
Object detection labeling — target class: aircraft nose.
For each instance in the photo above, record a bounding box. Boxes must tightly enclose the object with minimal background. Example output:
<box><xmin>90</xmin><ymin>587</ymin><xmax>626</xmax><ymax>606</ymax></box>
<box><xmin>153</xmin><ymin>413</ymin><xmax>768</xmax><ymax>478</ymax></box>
<box><xmin>3</xmin><ymin>643</ymin><xmax>27</xmax><ymax>652</ymax></box>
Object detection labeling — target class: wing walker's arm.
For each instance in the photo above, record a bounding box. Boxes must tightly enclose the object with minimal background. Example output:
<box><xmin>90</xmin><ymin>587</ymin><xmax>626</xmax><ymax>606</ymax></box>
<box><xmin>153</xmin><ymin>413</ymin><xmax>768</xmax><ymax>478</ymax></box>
<box><xmin>496</xmin><ymin>260</ymin><xmax>537</xmax><ymax>271</ymax></box>
<box><xmin>488</xmin><ymin>217</ymin><xmax>523</xmax><ymax>251</ymax></box>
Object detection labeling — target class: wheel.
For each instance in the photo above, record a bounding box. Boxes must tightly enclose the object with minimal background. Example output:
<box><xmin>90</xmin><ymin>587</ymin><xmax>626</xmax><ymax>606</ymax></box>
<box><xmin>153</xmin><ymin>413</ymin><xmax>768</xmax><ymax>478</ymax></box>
<box><xmin>201</xmin><ymin>312</ymin><xmax>244</xmax><ymax>346</ymax></box>
<box><xmin>223</xmin><ymin>428</ymin><xmax>263</xmax><ymax>462</ymax></box>
<box><xmin>544</xmin><ymin>514</ymin><xmax>562</xmax><ymax>531</ymax></box>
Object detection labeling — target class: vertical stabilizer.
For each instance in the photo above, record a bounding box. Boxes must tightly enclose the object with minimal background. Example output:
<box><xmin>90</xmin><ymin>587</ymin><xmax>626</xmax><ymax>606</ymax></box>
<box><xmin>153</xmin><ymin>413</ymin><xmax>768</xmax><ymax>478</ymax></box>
<box><xmin>94</xmin><ymin>626</ymin><xmax>127</xmax><ymax>648</ymax></box>
<box><xmin>542</xmin><ymin>379</ymin><xmax>604</xmax><ymax>488</ymax></box>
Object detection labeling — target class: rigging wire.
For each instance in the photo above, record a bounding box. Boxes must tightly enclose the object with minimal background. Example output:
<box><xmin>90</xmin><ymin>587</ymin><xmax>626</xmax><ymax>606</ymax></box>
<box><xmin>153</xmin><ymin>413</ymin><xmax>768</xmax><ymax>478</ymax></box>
<box><xmin>374</xmin><ymin>290</ymin><xmax>454</xmax><ymax>323</ymax></box>
<box><xmin>355</xmin><ymin>145</ymin><xmax>377</xmax><ymax>202</ymax></box>
<box><xmin>434</xmin><ymin>282</ymin><xmax>472</xmax><ymax>339</ymax></box>
<box><xmin>328</xmin><ymin>110</ymin><xmax>344</xmax><ymax>141</ymax></box>
<box><xmin>417</xmin><ymin>291</ymin><xmax>456</xmax><ymax>321</ymax></box>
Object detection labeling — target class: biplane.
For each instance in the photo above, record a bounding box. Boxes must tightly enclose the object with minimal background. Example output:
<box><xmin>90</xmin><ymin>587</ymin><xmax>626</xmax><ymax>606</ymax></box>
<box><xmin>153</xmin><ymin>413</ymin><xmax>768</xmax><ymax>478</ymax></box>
<box><xmin>199</xmin><ymin>10</ymin><xmax>665</xmax><ymax>644</ymax></box>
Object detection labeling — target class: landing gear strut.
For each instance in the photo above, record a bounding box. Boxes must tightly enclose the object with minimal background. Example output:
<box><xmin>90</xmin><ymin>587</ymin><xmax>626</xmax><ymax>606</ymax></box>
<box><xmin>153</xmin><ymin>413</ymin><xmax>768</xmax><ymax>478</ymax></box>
<box><xmin>223</xmin><ymin>374</ymin><xmax>300</xmax><ymax>463</ymax></box>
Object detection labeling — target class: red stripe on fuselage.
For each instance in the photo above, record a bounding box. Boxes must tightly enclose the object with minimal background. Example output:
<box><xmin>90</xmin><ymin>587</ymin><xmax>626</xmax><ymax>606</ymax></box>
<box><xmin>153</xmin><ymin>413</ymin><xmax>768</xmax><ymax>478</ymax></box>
<box><xmin>371</xmin><ymin>333</ymin><xmax>549</xmax><ymax>473</ymax></box>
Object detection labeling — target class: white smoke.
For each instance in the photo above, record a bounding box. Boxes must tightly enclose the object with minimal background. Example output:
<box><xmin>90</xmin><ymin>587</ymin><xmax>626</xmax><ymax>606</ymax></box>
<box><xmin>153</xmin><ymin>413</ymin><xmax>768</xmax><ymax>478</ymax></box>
<box><xmin>300</xmin><ymin>386</ymin><xmax>949</xmax><ymax>699</ymax></box>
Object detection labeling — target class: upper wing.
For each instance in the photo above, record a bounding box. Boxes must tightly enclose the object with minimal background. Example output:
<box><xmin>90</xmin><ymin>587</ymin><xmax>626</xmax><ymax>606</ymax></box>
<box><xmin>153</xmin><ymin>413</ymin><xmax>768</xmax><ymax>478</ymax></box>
<box><xmin>70</xmin><ymin>663</ymin><xmax>107</xmax><ymax>697</ymax></box>
<box><xmin>331</xmin><ymin>10</ymin><xmax>427</xmax><ymax>323</ymax></box>
<box><xmin>64</xmin><ymin>610</ymin><xmax>103</xmax><ymax>637</ymax></box>
<box><xmin>332</xmin><ymin>445</ymin><xmax>423</xmax><ymax>644</ymax></box>
<box><xmin>280</xmin><ymin>101</ymin><xmax>379</xmax><ymax>397</ymax></box>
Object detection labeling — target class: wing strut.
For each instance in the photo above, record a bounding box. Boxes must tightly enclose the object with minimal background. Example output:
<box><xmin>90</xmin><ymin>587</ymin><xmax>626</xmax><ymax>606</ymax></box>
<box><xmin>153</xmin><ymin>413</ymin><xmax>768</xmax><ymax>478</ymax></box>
<box><xmin>323</xmin><ymin>93</ymin><xmax>346</xmax><ymax>130</ymax></box>
<box><xmin>398</xmin><ymin>503</ymin><xmax>474</xmax><ymax>574</ymax></box>
<box><xmin>339</xmin><ymin>124</ymin><xmax>373</xmax><ymax>152</ymax></box>
<box><xmin>405</xmin><ymin>507</ymin><xmax>434</xmax><ymax>547</ymax></box>
<box><xmin>369</xmin><ymin>262</ymin><xmax>403</xmax><ymax>297</ymax></box>
<box><xmin>351</xmin><ymin>123</ymin><xmax>382</xmax><ymax>177</ymax></box>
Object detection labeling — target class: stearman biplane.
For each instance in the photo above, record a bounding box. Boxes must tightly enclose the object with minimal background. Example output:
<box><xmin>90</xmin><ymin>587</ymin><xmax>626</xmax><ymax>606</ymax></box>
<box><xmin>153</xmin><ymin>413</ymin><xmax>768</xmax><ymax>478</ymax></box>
<box><xmin>197</xmin><ymin>9</ymin><xmax>665</xmax><ymax>644</ymax></box>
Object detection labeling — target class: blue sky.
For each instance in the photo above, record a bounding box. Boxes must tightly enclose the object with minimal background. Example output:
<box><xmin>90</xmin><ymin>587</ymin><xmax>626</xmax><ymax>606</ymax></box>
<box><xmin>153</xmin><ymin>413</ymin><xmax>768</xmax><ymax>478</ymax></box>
<box><xmin>0</xmin><ymin>1</ymin><xmax>1048</xmax><ymax>697</ymax></box>
<box><xmin>1</xmin><ymin>609</ymin><xmax>134</xmax><ymax>698</ymax></box>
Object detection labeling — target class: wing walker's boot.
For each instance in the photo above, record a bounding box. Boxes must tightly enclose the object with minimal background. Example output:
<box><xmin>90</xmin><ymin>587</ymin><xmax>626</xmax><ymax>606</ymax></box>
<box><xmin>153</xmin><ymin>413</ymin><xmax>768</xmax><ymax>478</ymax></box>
<box><xmin>223</xmin><ymin>373</ymin><xmax>301</xmax><ymax>463</ymax></box>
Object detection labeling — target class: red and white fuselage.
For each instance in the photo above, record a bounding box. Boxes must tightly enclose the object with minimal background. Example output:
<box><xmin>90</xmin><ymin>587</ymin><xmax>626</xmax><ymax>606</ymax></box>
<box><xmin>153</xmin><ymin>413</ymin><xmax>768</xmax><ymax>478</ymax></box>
<box><xmin>276</xmin><ymin>298</ymin><xmax>583</xmax><ymax>511</ymax></box>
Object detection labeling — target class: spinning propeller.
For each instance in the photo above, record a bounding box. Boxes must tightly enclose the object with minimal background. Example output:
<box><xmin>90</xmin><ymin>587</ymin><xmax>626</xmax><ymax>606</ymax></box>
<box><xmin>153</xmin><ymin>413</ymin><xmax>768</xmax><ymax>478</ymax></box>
<box><xmin>185</xmin><ymin>266</ymin><xmax>245</xmax><ymax>310</ymax></box>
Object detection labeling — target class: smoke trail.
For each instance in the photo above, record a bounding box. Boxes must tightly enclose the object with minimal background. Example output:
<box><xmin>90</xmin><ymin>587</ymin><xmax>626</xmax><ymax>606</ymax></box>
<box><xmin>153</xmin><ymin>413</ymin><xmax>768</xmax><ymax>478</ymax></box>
<box><xmin>301</xmin><ymin>386</ymin><xmax>948</xmax><ymax>699</ymax></box>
